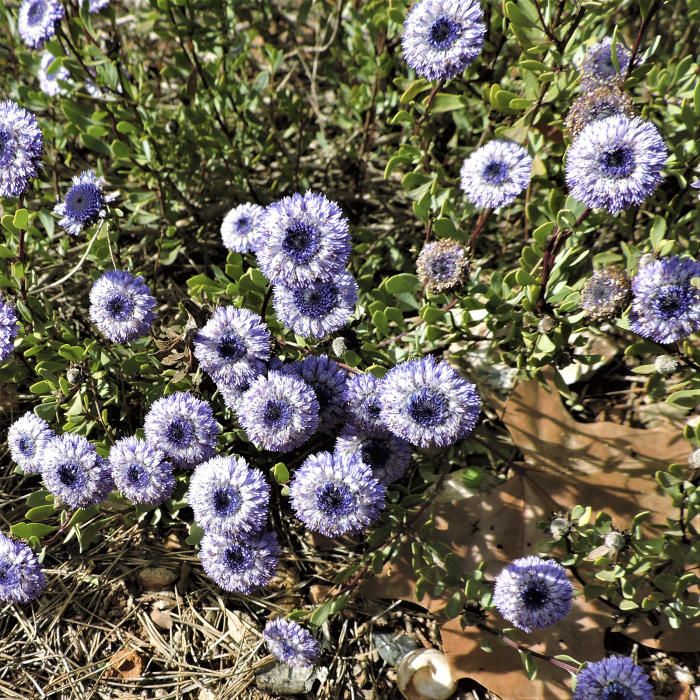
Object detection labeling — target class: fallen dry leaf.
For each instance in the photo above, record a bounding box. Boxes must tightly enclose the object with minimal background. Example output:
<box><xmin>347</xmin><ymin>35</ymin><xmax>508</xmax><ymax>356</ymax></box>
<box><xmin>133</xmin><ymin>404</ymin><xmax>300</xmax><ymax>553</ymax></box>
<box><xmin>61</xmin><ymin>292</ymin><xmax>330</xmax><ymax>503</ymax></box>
<box><xmin>106</xmin><ymin>648</ymin><xmax>144</xmax><ymax>680</ymax></box>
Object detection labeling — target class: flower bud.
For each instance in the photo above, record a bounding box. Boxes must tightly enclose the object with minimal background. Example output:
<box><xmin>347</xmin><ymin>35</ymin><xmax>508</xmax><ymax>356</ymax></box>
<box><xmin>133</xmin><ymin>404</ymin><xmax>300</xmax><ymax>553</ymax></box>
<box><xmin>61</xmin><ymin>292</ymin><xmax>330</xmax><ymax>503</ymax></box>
<box><xmin>688</xmin><ymin>448</ymin><xmax>700</xmax><ymax>470</ymax></box>
<box><xmin>655</xmin><ymin>355</ymin><xmax>679</xmax><ymax>376</ymax></box>
<box><xmin>580</xmin><ymin>267</ymin><xmax>632</xmax><ymax>322</ymax></box>
<box><xmin>550</xmin><ymin>517</ymin><xmax>571</xmax><ymax>540</ymax></box>
<box><xmin>331</xmin><ymin>337</ymin><xmax>347</xmax><ymax>358</ymax></box>
<box><xmin>604</xmin><ymin>531</ymin><xmax>627</xmax><ymax>552</ymax></box>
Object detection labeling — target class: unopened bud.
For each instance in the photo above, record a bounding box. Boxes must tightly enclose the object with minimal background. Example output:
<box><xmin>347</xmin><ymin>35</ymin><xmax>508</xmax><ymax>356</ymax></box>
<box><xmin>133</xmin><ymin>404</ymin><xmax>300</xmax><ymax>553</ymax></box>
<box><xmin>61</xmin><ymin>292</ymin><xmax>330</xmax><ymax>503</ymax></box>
<box><xmin>538</xmin><ymin>315</ymin><xmax>556</xmax><ymax>333</ymax></box>
<box><xmin>604</xmin><ymin>531</ymin><xmax>627</xmax><ymax>552</ymax></box>
<box><xmin>550</xmin><ymin>517</ymin><xmax>571</xmax><ymax>540</ymax></box>
<box><xmin>688</xmin><ymin>448</ymin><xmax>700</xmax><ymax>470</ymax></box>
<box><xmin>655</xmin><ymin>355</ymin><xmax>680</xmax><ymax>376</ymax></box>
<box><xmin>66</xmin><ymin>367</ymin><xmax>83</xmax><ymax>385</ymax></box>
<box><xmin>331</xmin><ymin>337</ymin><xmax>347</xmax><ymax>357</ymax></box>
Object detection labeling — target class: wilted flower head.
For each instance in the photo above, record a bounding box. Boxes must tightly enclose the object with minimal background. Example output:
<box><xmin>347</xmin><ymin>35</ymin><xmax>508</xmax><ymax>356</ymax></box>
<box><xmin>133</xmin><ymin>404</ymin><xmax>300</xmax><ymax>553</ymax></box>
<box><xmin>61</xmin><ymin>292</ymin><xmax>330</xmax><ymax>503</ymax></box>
<box><xmin>493</xmin><ymin>556</ymin><xmax>573</xmax><ymax>632</ymax></box>
<box><xmin>18</xmin><ymin>0</ymin><xmax>64</xmax><ymax>49</ymax></box>
<box><xmin>89</xmin><ymin>270</ymin><xmax>157</xmax><ymax>343</ymax></box>
<box><xmin>144</xmin><ymin>392</ymin><xmax>219</xmax><ymax>468</ymax></box>
<box><xmin>573</xmin><ymin>656</ymin><xmax>653</xmax><ymax>700</ymax></box>
<box><xmin>401</xmin><ymin>0</ymin><xmax>486</xmax><ymax>81</ymax></box>
<box><xmin>460</xmin><ymin>140</ymin><xmax>532</xmax><ymax>210</ymax></box>
<box><xmin>54</xmin><ymin>170</ymin><xmax>116</xmax><ymax>237</ymax></box>
<box><xmin>290</xmin><ymin>451</ymin><xmax>385</xmax><ymax>537</ymax></box>
<box><xmin>264</xmin><ymin>619</ymin><xmax>321</xmax><ymax>669</ymax></box>
<box><xmin>109</xmin><ymin>436</ymin><xmax>175</xmax><ymax>506</ymax></box>
<box><xmin>629</xmin><ymin>256</ymin><xmax>700</xmax><ymax>344</ymax></box>
<box><xmin>281</xmin><ymin>355</ymin><xmax>348</xmax><ymax>431</ymax></box>
<box><xmin>580</xmin><ymin>38</ymin><xmax>632</xmax><ymax>87</ymax></box>
<box><xmin>345</xmin><ymin>373</ymin><xmax>385</xmax><ymax>432</ymax></box>
<box><xmin>8</xmin><ymin>411</ymin><xmax>55</xmax><ymax>474</ymax></box>
<box><xmin>564</xmin><ymin>85</ymin><xmax>635</xmax><ymax>139</ymax></box>
<box><xmin>417</xmin><ymin>239</ymin><xmax>470</xmax><ymax>294</ymax></box>
<box><xmin>335</xmin><ymin>426</ymin><xmax>412</xmax><ymax>485</ymax></box>
<box><xmin>38</xmin><ymin>51</ymin><xmax>70</xmax><ymax>97</ymax></box>
<box><xmin>273</xmin><ymin>271</ymin><xmax>358</xmax><ymax>340</ymax></box>
<box><xmin>193</xmin><ymin>306</ymin><xmax>270</xmax><ymax>389</ymax></box>
<box><xmin>188</xmin><ymin>456</ymin><xmax>269</xmax><ymax>537</ymax></box>
<box><xmin>379</xmin><ymin>356</ymin><xmax>481</xmax><ymax>448</ymax></box>
<box><xmin>42</xmin><ymin>433</ymin><xmax>114</xmax><ymax>508</ymax></box>
<box><xmin>0</xmin><ymin>532</ymin><xmax>46</xmax><ymax>604</ymax></box>
<box><xmin>237</xmin><ymin>372</ymin><xmax>320</xmax><ymax>452</ymax></box>
<box><xmin>0</xmin><ymin>298</ymin><xmax>18</xmax><ymax>362</ymax></box>
<box><xmin>565</xmin><ymin>115</ymin><xmax>667</xmax><ymax>213</ymax></box>
<box><xmin>221</xmin><ymin>203</ymin><xmax>265</xmax><ymax>254</ymax></box>
<box><xmin>0</xmin><ymin>100</ymin><xmax>43</xmax><ymax>198</ymax></box>
<box><xmin>580</xmin><ymin>267</ymin><xmax>631</xmax><ymax>322</ymax></box>
<box><xmin>199</xmin><ymin>530</ymin><xmax>279</xmax><ymax>594</ymax></box>
<box><xmin>256</xmin><ymin>191</ymin><xmax>351</xmax><ymax>285</ymax></box>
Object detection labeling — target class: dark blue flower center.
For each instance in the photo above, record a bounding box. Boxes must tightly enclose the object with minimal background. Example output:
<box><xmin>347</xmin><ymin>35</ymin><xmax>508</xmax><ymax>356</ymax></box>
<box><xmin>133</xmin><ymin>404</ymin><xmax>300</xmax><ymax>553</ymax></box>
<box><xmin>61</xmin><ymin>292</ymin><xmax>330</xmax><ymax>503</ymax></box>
<box><xmin>428</xmin><ymin>16</ymin><xmax>462</xmax><ymax>50</ymax></box>
<box><xmin>293</xmin><ymin>284</ymin><xmax>338</xmax><ymax>318</ymax></box>
<box><xmin>366</xmin><ymin>397</ymin><xmax>381</xmax><ymax>419</ymax></box>
<box><xmin>166</xmin><ymin>417</ymin><xmax>194</xmax><ymax>447</ymax></box>
<box><xmin>0</xmin><ymin>562</ymin><xmax>17</xmax><ymax>588</ymax></box>
<box><xmin>216</xmin><ymin>332</ymin><xmax>246</xmax><ymax>361</ymax></box>
<box><xmin>428</xmin><ymin>252</ymin><xmax>457</xmax><ymax>281</ymax></box>
<box><xmin>27</xmin><ymin>0</ymin><xmax>46</xmax><ymax>25</ymax></box>
<box><xmin>58</xmin><ymin>462</ymin><xmax>79</xmax><ymax>487</ymax></box>
<box><xmin>0</xmin><ymin>128</ymin><xmax>14</xmax><ymax>167</ymax></box>
<box><xmin>212</xmin><ymin>486</ymin><xmax>241</xmax><ymax>516</ymax></box>
<box><xmin>18</xmin><ymin>436</ymin><xmax>34</xmax><ymax>456</ymax></box>
<box><xmin>406</xmin><ymin>387</ymin><xmax>448</xmax><ymax>427</ymax></box>
<box><xmin>64</xmin><ymin>182</ymin><xmax>104</xmax><ymax>224</ymax></box>
<box><xmin>312</xmin><ymin>382</ymin><xmax>332</xmax><ymax>410</ymax></box>
<box><xmin>482</xmin><ymin>160</ymin><xmax>509</xmax><ymax>185</ymax></box>
<box><xmin>519</xmin><ymin>579</ymin><xmax>550</xmax><ymax>609</ymax></box>
<box><xmin>106</xmin><ymin>292</ymin><xmax>134</xmax><ymax>321</ymax></box>
<box><xmin>282</xmin><ymin>221</ymin><xmax>319</xmax><ymax>264</ymax></box>
<box><xmin>601</xmin><ymin>682</ymin><xmax>633</xmax><ymax>700</ymax></box>
<box><xmin>236</xmin><ymin>215</ymin><xmax>251</xmax><ymax>234</ymax></box>
<box><xmin>224</xmin><ymin>544</ymin><xmax>252</xmax><ymax>572</ymax></box>
<box><xmin>361</xmin><ymin>437</ymin><xmax>391</xmax><ymax>470</ymax></box>
<box><xmin>650</xmin><ymin>285</ymin><xmax>694</xmax><ymax>319</ymax></box>
<box><xmin>262</xmin><ymin>399</ymin><xmax>292</xmax><ymax>430</ymax></box>
<box><xmin>600</xmin><ymin>147</ymin><xmax>635</xmax><ymax>178</ymax></box>
<box><xmin>126</xmin><ymin>463</ymin><xmax>145</xmax><ymax>485</ymax></box>
<box><xmin>316</xmin><ymin>483</ymin><xmax>353</xmax><ymax>517</ymax></box>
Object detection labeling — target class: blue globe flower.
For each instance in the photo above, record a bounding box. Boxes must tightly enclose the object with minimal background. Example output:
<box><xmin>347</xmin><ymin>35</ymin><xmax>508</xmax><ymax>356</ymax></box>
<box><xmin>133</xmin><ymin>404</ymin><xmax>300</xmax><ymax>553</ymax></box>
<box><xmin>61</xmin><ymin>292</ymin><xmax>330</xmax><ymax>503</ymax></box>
<box><xmin>221</xmin><ymin>203</ymin><xmax>265</xmax><ymax>253</ymax></box>
<box><xmin>109</xmin><ymin>436</ymin><xmax>175</xmax><ymax>506</ymax></box>
<box><xmin>38</xmin><ymin>51</ymin><xmax>70</xmax><ymax>97</ymax></box>
<box><xmin>417</xmin><ymin>239</ymin><xmax>470</xmax><ymax>294</ymax></box>
<box><xmin>460</xmin><ymin>140</ymin><xmax>533</xmax><ymax>210</ymax></box>
<box><xmin>401</xmin><ymin>0</ymin><xmax>486</xmax><ymax>81</ymax></box>
<box><xmin>0</xmin><ymin>100</ymin><xmax>43</xmax><ymax>198</ymax></box>
<box><xmin>272</xmin><ymin>270</ymin><xmax>358</xmax><ymax>340</ymax></box>
<box><xmin>187</xmin><ymin>456</ymin><xmax>269</xmax><ymax>537</ymax></box>
<box><xmin>144</xmin><ymin>392</ymin><xmax>219</xmax><ymax>468</ymax></box>
<box><xmin>255</xmin><ymin>191</ymin><xmax>351</xmax><ymax>285</ymax></box>
<box><xmin>8</xmin><ymin>411</ymin><xmax>55</xmax><ymax>475</ymax></box>
<box><xmin>630</xmin><ymin>256</ymin><xmax>700</xmax><ymax>344</ymax></box>
<box><xmin>18</xmin><ymin>0</ymin><xmax>64</xmax><ymax>49</ymax></box>
<box><xmin>89</xmin><ymin>270</ymin><xmax>157</xmax><ymax>343</ymax></box>
<box><xmin>289</xmin><ymin>451</ymin><xmax>385</xmax><ymax>537</ymax></box>
<box><xmin>42</xmin><ymin>433</ymin><xmax>114</xmax><ymax>509</ymax></box>
<box><xmin>54</xmin><ymin>170</ymin><xmax>117</xmax><ymax>237</ymax></box>
<box><xmin>345</xmin><ymin>373</ymin><xmax>386</xmax><ymax>432</ymax></box>
<box><xmin>565</xmin><ymin>115</ymin><xmax>667</xmax><ymax>213</ymax></box>
<box><xmin>89</xmin><ymin>0</ymin><xmax>111</xmax><ymax>12</ymax></box>
<box><xmin>263</xmin><ymin>619</ymin><xmax>321</xmax><ymax>669</ymax></box>
<box><xmin>0</xmin><ymin>297</ymin><xmax>18</xmax><ymax>363</ymax></box>
<box><xmin>493</xmin><ymin>556</ymin><xmax>573</xmax><ymax>633</ymax></box>
<box><xmin>581</xmin><ymin>38</ymin><xmax>632</xmax><ymax>88</ymax></box>
<box><xmin>0</xmin><ymin>532</ymin><xmax>46</xmax><ymax>604</ymax></box>
<box><xmin>573</xmin><ymin>656</ymin><xmax>653</xmax><ymax>700</ymax></box>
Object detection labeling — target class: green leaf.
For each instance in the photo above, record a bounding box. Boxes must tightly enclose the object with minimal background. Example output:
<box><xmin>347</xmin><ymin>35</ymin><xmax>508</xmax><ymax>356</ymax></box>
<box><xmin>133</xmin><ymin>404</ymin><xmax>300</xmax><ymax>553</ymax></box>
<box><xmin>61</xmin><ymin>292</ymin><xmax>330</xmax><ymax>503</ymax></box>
<box><xmin>272</xmin><ymin>462</ymin><xmax>289</xmax><ymax>483</ymax></box>
<box><xmin>10</xmin><ymin>522</ymin><xmax>57</xmax><ymax>540</ymax></box>
<box><xmin>26</xmin><ymin>505</ymin><xmax>55</xmax><ymax>522</ymax></box>
<box><xmin>429</xmin><ymin>93</ymin><xmax>464</xmax><ymax>113</ymax></box>
<box><xmin>384</xmin><ymin>273</ymin><xmax>420</xmax><ymax>295</ymax></box>
<box><xmin>13</xmin><ymin>209</ymin><xmax>29</xmax><ymax>230</ymax></box>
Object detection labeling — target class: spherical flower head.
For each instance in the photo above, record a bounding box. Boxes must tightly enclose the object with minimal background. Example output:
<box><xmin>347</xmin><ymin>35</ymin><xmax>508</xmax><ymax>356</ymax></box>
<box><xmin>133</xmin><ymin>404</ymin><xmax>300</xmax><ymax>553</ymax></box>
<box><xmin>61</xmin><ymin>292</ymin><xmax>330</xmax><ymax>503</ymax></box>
<box><xmin>573</xmin><ymin>656</ymin><xmax>653</xmax><ymax>700</ymax></box>
<box><xmin>401</xmin><ymin>0</ymin><xmax>486</xmax><ymax>81</ymax></box>
<box><xmin>581</xmin><ymin>38</ymin><xmax>632</xmax><ymax>88</ymax></box>
<box><xmin>89</xmin><ymin>0</ymin><xmax>111</xmax><ymax>12</ymax></box>
<box><xmin>494</xmin><ymin>556</ymin><xmax>573</xmax><ymax>632</ymax></box>
<box><xmin>0</xmin><ymin>100</ymin><xmax>43</xmax><ymax>199</ymax></box>
<box><xmin>109</xmin><ymin>436</ymin><xmax>175</xmax><ymax>506</ymax></box>
<box><xmin>221</xmin><ymin>203</ymin><xmax>265</xmax><ymax>253</ymax></box>
<box><xmin>89</xmin><ymin>270</ymin><xmax>157</xmax><ymax>343</ymax></box>
<box><xmin>281</xmin><ymin>355</ymin><xmax>348</xmax><ymax>431</ymax></box>
<box><xmin>604</xmin><ymin>530</ymin><xmax>627</xmax><ymax>553</ymax></box>
<box><xmin>564</xmin><ymin>85</ymin><xmax>635</xmax><ymax>140</ymax></box>
<box><xmin>565</xmin><ymin>115</ymin><xmax>667</xmax><ymax>213</ymax></box>
<box><xmin>460</xmin><ymin>140</ymin><xmax>532</xmax><ymax>210</ymax></box>
<box><xmin>18</xmin><ymin>0</ymin><xmax>64</xmax><ymax>49</ymax></box>
<box><xmin>629</xmin><ymin>256</ymin><xmax>700</xmax><ymax>344</ymax></box>
<box><xmin>264</xmin><ymin>619</ymin><xmax>321</xmax><ymax>669</ymax></box>
<box><xmin>199</xmin><ymin>530</ymin><xmax>279</xmax><ymax>594</ymax></box>
<box><xmin>345</xmin><ymin>373</ymin><xmax>386</xmax><ymax>432</ymax></box>
<box><xmin>216</xmin><ymin>378</ymin><xmax>249</xmax><ymax>413</ymax></box>
<box><xmin>417</xmin><ymin>239</ymin><xmax>470</xmax><ymax>294</ymax></box>
<box><xmin>42</xmin><ymin>433</ymin><xmax>114</xmax><ymax>508</ymax></box>
<box><xmin>654</xmin><ymin>354</ymin><xmax>679</xmax><ymax>376</ymax></box>
<box><xmin>580</xmin><ymin>267</ymin><xmax>632</xmax><ymax>322</ymax></box>
<box><xmin>272</xmin><ymin>271</ymin><xmax>358</xmax><ymax>340</ymax></box>
<box><xmin>193</xmin><ymin>306</ymin><xmax>270</xmax><ymax>389</ymax></box>
<box><xmin>289</xmin><ymin>451</ymin><xmax>386</xmax><ymax>537</ymax></box>
<box><xmin>54</xmin><ymin>170</ymin><xmax>117</xmax><ymax>237</ymax></box>
<box><xmin>378</xmin><ymin>356</ymin><xmax>481</xmax><ymax>448</ymax></box>
<box><xmin>335</xmin><ymin>425</ymin><xmax>412</xmax><ymax>485</ymax></box>
<box><xmin>549</xmin><ymin>517</ymin><xmax>571</xmax><ymax>541</ymax></box>
<box><xmin>255</xmin><ymin>191</ymin><xmax>351</xmax><ymax>285</ymax></box>
<box><xmin>38</xmin><ymin>51</ymin><xmax>70</xmax><ymax>97</ymax></box>
<box><xmin>0</xmin><ymin>298</ymin><xmax>19</xmax><ymax>362</ymax></box>
<box><xmin>144</xmin><ymin>392</ymin><xmax>219</xmax><ymax>468</ymax></box>
<box><xmin>8</xmin><ymin>411</ymin><xmax>55</xmax><ymax>474</ymax></box>
<box><xmin>237</xmin><ymin>372</ymin><xmax>320</xmax><ymax>452</ymax></box>
<box><xmin>0</xmin><ymin>532</ymin><xmax>46</xmax><ymax>604</ymax></box>
<box><xmin>188</xmin><ymin>456</ymin><xmax>270</xmax><ymax>537</ymax></box>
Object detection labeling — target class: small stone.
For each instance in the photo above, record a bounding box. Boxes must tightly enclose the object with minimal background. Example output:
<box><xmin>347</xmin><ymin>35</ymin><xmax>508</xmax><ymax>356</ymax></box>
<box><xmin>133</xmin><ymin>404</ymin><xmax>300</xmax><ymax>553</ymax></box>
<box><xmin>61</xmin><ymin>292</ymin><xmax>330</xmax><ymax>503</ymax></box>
<box><xmin>373</xmin><ymin>632</ymin><xmax>419</xmax><ymax>667</ymax></box>
<box><xmin>138</xmin><ymin>566</ymin><xmax>179</xmax><ymax>591</ymax></box>
<box><xmin>255</xmin><ymin>663</ymin><xmax>316</xmax><ymax>696</ymax></box>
